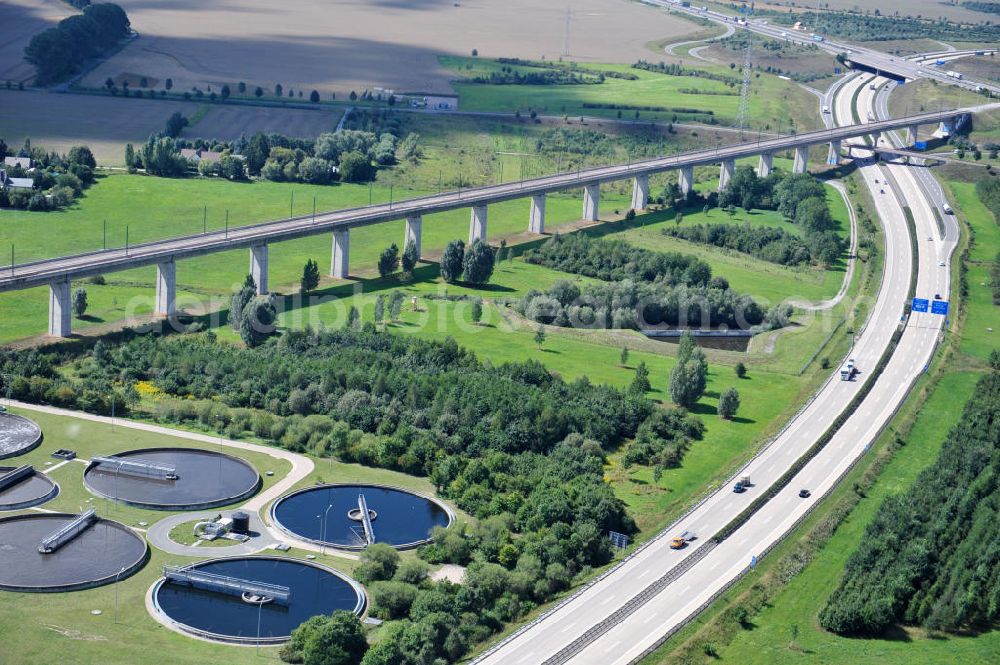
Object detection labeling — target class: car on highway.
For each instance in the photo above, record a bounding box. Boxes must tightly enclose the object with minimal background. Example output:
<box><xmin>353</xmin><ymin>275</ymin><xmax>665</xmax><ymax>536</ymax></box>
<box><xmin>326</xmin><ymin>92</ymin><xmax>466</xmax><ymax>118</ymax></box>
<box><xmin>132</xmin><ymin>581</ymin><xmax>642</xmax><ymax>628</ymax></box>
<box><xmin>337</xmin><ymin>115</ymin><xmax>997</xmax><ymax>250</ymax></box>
<box><xmin>942</xmin><ymin>203</ymin><xmax>953</xmax><ymax>214</ymax></box>
<box><xmin>939</xmin><ymin>261</ymin><xmax>946</xmax><ymax>267</ymax></box>
<box><xmin>927</xmin><ymin>236</ymin><xmax>933</xmax><ymax>241</ymax></box>
<box><xmin>733</xmin><ymin>482</ymin><xmax>747</xmax><ymax>493</ymax></box>
<box><xmin>798</xmin><ymin>489</ymin><xmax>811</xmax><ymax>498</ymax></box>
<box><xmin>670</xmin><ymin>531</ymin><xmax>697</xmax><ymax>549</ymax></box>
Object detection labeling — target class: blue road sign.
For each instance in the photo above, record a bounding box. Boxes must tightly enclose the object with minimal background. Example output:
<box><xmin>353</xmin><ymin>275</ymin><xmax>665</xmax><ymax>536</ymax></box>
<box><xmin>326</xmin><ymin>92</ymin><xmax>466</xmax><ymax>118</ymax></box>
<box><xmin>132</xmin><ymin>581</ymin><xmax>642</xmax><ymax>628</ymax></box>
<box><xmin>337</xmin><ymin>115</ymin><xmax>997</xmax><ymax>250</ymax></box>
<box><xmin>911</xmin><ymin>298</ymin><xmax>929</xmax><ymax>313</ymax></box>
<box><xmin>931</xmin><ymin>300</ymin><xmax>950</xmax><ymax>316</ymax></box>
<box><xmin>750</xmin><ymin>555</ymin><xmax>757</xmax><ymax>569</ymax></box>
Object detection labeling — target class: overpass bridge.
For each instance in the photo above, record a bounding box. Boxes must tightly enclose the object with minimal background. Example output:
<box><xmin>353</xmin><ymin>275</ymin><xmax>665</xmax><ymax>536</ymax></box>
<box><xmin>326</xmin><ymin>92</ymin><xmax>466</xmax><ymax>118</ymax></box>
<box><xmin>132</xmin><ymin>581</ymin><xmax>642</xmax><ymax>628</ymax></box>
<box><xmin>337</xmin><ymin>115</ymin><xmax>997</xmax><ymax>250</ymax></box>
<box><xmin>0</xmin><ymin>109</ymin><xmax>969</xmax><ymax>338</ymax></box>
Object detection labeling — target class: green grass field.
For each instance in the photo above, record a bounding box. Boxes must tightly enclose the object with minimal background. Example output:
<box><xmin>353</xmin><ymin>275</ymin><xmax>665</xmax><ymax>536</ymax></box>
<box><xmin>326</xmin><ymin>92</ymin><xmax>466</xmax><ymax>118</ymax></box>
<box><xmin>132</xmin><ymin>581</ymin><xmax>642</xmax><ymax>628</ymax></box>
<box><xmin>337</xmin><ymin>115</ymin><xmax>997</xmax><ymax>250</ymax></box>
<box><xmin>0</xmin><ymin>173</ymin><xmax>629</xmax><ymax>343</ymax></box>
<box><xmin>440</xmin><ymin>57</ymin><xmax>822</xmax><ymax>133</ymax></box>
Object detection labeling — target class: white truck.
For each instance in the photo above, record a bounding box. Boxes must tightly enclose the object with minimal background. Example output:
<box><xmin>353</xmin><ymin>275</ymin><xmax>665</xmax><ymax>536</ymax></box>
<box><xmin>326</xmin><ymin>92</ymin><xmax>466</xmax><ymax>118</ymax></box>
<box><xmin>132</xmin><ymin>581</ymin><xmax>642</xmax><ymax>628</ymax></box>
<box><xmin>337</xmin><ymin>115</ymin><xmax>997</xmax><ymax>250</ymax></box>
<box><xmin>946</xmin><ymin>70</ymin><xmax>963</xmax><ymax>80</ymax></box>
<box><xmin>840</xmin><ymin>358</ymin><xmax>857</xmax><ymax>381</ymax></box>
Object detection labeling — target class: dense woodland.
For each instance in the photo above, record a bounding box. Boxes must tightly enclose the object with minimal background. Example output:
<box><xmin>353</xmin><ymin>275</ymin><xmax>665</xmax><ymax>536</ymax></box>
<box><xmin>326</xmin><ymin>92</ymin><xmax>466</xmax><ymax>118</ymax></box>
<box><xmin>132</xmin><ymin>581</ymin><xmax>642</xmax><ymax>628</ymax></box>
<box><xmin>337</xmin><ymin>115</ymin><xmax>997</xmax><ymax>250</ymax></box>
<box><xmin>819</xmin><ymin>369</ymin><xmax>1000</xmax><ymax>635</ymax></box>
<box><xmin>0</xmin><ymin>325</ymin><xmax>709</xmax><ymax>663</ymax></box>
<box><xmin>23</xmin><ymin>3</ymin><xmax>130</xmax><ymax>84</ymax></box>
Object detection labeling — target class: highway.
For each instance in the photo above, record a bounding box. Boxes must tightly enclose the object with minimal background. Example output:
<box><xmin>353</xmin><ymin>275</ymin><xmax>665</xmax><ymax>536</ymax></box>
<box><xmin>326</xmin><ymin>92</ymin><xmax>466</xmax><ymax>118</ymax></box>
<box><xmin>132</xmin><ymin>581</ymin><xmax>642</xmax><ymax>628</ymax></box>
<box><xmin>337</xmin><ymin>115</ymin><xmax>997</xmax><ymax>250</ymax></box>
<box><xmin>641</xmin><ymin>0</ymin><xmax>999</xmax><ymax>95</ymax></box>
<box><xmin>0</xmin><ymin>111</ymin><xmax>962</xmax><ymax>294</ymax></box>
<box><xmin>473</xmin><ymin>71</ymin><xmax>954</xmax><ymax>665</ymax></box>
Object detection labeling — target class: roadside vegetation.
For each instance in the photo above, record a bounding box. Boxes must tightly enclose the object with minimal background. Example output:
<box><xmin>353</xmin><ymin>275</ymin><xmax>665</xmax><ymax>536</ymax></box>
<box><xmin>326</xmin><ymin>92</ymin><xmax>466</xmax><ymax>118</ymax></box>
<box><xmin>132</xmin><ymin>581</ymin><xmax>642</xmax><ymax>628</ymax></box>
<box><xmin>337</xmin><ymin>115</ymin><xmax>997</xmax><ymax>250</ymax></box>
<box><xmin>819</xmin><ymin>367</ymin><xmax>1000</xmax><ymax>635</ymax></box>
<box><xmin>639</xmin><ymin>162</ymin><xmax>1000</xmax><ymax>664</ymax></box>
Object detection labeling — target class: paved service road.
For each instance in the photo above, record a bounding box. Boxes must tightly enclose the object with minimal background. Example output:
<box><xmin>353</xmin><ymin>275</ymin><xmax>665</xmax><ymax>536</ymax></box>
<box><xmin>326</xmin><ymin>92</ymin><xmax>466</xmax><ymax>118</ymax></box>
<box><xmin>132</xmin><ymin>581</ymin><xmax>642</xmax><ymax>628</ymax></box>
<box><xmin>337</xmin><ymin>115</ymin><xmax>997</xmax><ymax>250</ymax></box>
<box><xmin>473</xmin><ymin>70</ymin><xmax>954</xmax><ymax>665</ymax></box>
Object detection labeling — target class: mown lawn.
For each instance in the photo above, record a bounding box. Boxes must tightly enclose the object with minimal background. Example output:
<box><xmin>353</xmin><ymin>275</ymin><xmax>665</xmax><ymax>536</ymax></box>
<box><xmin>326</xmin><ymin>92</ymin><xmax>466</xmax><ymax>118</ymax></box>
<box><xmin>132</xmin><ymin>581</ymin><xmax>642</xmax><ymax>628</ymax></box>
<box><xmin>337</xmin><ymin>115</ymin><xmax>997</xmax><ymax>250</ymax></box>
<box><xmin>0</xmin><ymin>403</ymin><xmax>460</xmax><ymax>665</ymax></box>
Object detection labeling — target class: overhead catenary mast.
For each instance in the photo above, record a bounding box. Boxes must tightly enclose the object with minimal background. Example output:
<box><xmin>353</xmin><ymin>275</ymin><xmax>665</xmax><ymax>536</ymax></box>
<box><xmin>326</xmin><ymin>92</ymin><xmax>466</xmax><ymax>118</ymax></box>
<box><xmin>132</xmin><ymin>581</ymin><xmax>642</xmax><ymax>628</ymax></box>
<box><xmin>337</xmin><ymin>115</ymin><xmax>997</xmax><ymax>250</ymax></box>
<box><xmin>737</xmin><ymin>32</ymin><xmax>753</xmax><ymax>138</ymax></box>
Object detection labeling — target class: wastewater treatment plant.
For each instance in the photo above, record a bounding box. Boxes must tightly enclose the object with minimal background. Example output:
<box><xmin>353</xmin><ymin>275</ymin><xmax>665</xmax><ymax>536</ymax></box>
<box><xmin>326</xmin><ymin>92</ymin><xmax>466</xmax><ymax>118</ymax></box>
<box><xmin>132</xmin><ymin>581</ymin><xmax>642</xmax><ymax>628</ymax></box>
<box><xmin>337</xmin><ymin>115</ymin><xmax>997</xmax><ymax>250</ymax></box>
<box><xmin>270</xmin><ymin>484</ymin><xmax>454</xmax><ymax>550</ymax></box>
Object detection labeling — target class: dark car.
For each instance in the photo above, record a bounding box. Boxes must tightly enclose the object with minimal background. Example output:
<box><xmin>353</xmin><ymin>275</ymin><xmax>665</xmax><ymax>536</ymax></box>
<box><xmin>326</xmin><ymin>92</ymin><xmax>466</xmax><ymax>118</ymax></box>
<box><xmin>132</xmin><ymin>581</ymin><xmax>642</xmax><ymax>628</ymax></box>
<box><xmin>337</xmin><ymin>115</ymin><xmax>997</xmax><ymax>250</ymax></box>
<box><xmin>798</xmin><ymin>489</ymin><xmax>811</xmax><ymax>498</ymax></box>
<box><xmin>733</xmin><ymin>483</ymin><xmax>747</xmax><ymax>493</ymax></box>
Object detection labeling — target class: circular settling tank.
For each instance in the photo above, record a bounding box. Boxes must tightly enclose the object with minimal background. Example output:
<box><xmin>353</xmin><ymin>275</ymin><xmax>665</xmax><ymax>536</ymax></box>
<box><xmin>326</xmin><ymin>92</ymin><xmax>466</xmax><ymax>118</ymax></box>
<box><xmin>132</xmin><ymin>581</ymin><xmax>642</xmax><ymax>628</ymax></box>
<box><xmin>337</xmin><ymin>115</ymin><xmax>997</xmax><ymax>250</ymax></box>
<box><xmin>83</xmin><ymin>447</ymin><xmax>260</xmax><ymax>510</ymax></box>
<box><xmin>152</xmin><ymin>556</ymin><xmax>365</xmax><ymax>644</ymax></box>
<box><xmin>0</xmin><ymin>466</ymin><xmax>58</xmax><ymax>511</ymax></box>
<box><xmin>0</xmin><ymin>513</ymin><xmax>148</xmax><ymax>592</ymax></box>
<box><xmin>0</xmin><ymin>412</ymin><xmax>42</xmax><ymax>460</ymax></box>
<box><xmin>271</xmin><ymin>484</ymin><xmax>453</xmax><ymax>550</ymax></box>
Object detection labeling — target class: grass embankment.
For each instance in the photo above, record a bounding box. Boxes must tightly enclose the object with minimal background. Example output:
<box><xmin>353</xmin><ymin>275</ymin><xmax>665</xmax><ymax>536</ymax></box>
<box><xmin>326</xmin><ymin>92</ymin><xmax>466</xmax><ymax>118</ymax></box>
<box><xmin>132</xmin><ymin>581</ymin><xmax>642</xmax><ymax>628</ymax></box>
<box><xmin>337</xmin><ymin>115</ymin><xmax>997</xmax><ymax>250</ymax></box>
<box><xmin>640</xmin><ymin>167</ymin><xmax>1000</xmax><ymax>664</ymax></box>
<box><xmin>440</xmin><ymin>57</ymin><xmax>821</xmax><ymax>132</ymax></box>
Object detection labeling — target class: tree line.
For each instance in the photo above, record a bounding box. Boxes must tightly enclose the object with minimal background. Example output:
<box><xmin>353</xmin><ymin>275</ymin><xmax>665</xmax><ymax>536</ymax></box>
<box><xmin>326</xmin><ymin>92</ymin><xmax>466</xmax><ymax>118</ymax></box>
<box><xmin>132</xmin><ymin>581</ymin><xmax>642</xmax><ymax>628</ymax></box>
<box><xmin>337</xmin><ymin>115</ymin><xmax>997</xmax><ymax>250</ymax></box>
<box><xmin>819</xmin><ymin>368</ymin><xmax>1000</xmax><ymax>635</ymax></box>
<box><xmin>664</xmin><ymin>223</ymin><xmax>815</xmax><ymax>266</ymax></box>
<box><xmin>514</xmin><ymin>276</ymin><xmax>772</xmax><ymax>331</ymax></box>
<box><xmin>523</xmin><ymin>233</ymin><xmax>712</xmax><ymax>286</ymax></box>
<box><xmin>24</xmin><ymin>3</ymin><xmax>130</xmax><ymax>84</ymax></box>
<box><xmin>131</xmin><ymin>125</ymin><xmax>419</xmax><ymax>184</ymax></box>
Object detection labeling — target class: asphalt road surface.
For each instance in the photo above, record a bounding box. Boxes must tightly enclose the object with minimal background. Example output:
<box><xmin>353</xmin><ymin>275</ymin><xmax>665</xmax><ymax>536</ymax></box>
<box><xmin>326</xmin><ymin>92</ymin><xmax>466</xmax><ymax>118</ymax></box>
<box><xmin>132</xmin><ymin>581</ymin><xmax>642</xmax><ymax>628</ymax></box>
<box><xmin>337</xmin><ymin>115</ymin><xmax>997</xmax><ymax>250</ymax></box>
<box><xmin>473</xmin><ymin>71</ymin><xmax>954</xmax><ymax>665</ymax></box>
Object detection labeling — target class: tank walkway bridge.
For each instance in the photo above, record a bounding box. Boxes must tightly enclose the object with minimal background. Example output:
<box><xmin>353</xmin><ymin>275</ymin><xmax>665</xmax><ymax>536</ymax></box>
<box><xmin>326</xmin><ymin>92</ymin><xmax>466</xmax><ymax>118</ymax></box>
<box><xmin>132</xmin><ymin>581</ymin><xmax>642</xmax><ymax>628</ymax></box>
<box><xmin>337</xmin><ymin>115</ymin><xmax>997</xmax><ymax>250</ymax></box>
<box><xmin>0</xmin><ymin>109</ymin><xmax>969</xmax><ymax>338</ymax></box>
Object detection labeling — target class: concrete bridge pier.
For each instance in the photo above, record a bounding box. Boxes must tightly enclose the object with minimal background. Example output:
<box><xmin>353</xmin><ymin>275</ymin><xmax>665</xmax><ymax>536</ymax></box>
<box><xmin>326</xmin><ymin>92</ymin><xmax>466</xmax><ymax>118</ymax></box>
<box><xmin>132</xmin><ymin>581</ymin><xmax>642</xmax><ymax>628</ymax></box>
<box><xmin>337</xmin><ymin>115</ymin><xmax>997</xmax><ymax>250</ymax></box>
<box><xmin>937</xmin><ymin>120</ymin><xmax>953</xmax><ymax>137</ymax></box>
<box><xmin>249</xmin><ymin>244</ymin><xmax>268</xmax><ymax>295</ymax></box>
<box><xmin>48</xmin><ymin>278</ymin><xmax>71</xmax><ymax>338</ymax></box>
<box><xmin>331</xmin><ymin>229</ymin><xmax>350</xmax><ymax>279</ymax></box>
<box><xmin>678</xmin><ymin>166</ymin><xmax>694</xmax><ymax>197</ymax></box>
<box><xmin>827</xmin><ymin>140</ymin><xmax>842</xmax><ymax>165</ymax></box>
<box><xmin>405</xmin><ymin>215</ymin><xmax>422</xmax><ymax>260</ymax></box>
<box><xmin>718</xmin><ymin>159</ymin><xmax>735</xmax><ymax>190</ymax></box>
<box><xmin>529</xmin><ymin>194</ymin><xmax>546</xmax><ymax>233</ymax></box>
<box><xmin>906</xmin><ymin>125</ymin><xmax>919</xmax><ymax>146</ymax></box>
<box><xmin>793</xmin><ymin>146</ymin><xmax>809</xmax><ymax>174</ymax></box>
<box><xmin>583</xmin><ymin>184</ymin><xmax>600</xmax><ymax>222</ymax></box>
<box><xmin>155</xmin><ymin>259</ymin><xmax>176</xmax><ymax>317</ymax></box>
<box><xmin>470</xmin><ymin>205</ymin><xmax>488</xmax><ymax>243</ymax></box>
<box><xmin>757</xmin><ymin>152</ymin><xmax>773</xmax><ymax>178</ymax></box>
<box><xmin>630</xmin><ymin>175</ymin><xmax>649</xmax><ymax>211</ymax></box>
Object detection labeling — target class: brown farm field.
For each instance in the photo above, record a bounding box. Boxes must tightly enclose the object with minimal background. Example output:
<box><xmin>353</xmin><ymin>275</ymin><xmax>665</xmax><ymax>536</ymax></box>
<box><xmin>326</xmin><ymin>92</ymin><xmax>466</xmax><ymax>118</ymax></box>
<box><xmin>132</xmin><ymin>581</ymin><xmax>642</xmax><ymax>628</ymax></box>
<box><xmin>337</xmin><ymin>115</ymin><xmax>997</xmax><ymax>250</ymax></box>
<box><xmin>0</xmin><ymin>90</ymin><xmax>342</xmax><ymax>164</ymax></box>
<box><xmin>80</xmin><ymin>0</ymin><xmax>699</xmax><ymax>98</ymax></box>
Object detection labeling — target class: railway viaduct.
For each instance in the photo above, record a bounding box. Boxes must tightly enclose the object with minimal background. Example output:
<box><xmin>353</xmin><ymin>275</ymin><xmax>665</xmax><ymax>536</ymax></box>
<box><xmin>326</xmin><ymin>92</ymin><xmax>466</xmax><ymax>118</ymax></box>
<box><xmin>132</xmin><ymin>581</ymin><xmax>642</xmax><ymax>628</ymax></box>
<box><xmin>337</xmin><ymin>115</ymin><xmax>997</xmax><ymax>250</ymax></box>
<box><xmin>0</xmin><ymin>109</ymin><xmax>968</xmax><ymax>337</ymax></box>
